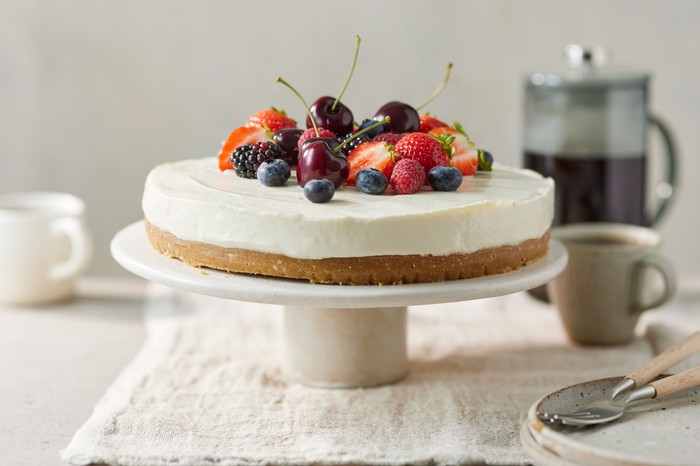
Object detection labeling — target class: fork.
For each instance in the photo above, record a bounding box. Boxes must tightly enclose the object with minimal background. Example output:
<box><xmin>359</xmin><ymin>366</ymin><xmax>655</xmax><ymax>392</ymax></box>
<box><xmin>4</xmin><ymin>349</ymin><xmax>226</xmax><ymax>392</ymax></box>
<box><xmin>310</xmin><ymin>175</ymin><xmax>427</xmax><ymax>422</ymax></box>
<box><xmin>539</xmin><ymin>331</ymin><xmax>700</xmax><ymax>426</ymax></box>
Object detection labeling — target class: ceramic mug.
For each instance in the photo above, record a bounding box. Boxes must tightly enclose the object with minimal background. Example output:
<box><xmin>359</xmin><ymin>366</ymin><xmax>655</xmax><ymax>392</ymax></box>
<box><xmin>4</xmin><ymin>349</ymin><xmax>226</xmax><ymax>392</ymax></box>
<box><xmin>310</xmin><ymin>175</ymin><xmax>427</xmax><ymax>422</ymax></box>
<box><xmin>547</xmin><ymin>223</ymin><xmax>675</xmax><ymax>345</ymax></box>
<box><xmin>0</xmin><ymin>192</ymin><xmax>92</xmax><ymax>305</ymax></box>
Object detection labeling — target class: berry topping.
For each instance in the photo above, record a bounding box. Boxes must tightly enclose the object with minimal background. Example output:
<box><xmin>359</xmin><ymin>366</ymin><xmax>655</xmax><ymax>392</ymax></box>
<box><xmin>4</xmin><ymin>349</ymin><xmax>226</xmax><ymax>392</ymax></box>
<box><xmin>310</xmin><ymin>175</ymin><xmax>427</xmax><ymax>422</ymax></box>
<box><xmin>272</xmin><ymin>128</ymin><xmax>304</xmax><ymax>166</ymax></box>
<box><xmin>358</xmin><ymin>119</ymin><xmax>385</xmax><ymax>138</ymax></box>
<box><xmin>372</xmin><ymin>132</ymin><xmax>404</xmax><ymax>145</ymax></box>
<box><xmin>217</xmin><ymin>126</ymin><xmax>271</xmax><ymax>172</ymax></box>
<box><xmin>257</xmin><ymin>159</ymin><xmax>291</xmax><ymax>187</ymax></box>
<box><xmin>478</xmin><ymin>149</ymin><xmax>494</xmax><ymax>171</ymax></box>
<box><xmin>296</xmin><ymin>140</ymin><xmax>349</xmax><ymax>188</ymax></box>
<box><xmin>230</xmin><ymin>141</ymin><xmax>284</xmax><ymax>179</ymax></box>
<box><xmin>419</xmin><ymin>114</ymin><xmax>449</xmax><ymax>133</ymax></box>
<box><xmin>297</xmin><ymin>127</ymin><xmax>336</xmax><ymax>151</ymax></box>
<box><xmin>247</xmin><ymin>108</ymin><xmax>297</xmax><ymax>133</ymax></box>
<box><xmin>373</xmin><ymin>101</ymin><xmax>420</xmax><ymax>133</ymax></box>
<box><xmin>394</xmin><ymin>132</ymin><xmax>450</xmax><ymax>175</ymax></box>
<box><xmin>430</xmin><ymin>123</ymin><xmax>478</xmax><ymax>176</ymax></box>
<box><xmin>390</xmin><ymin>158</ymin><xmax>426</xmax><ymax>195</ymax></box>
<box><xmin>304</xmin><ymin>178</ymin><xmax>336</xmax><ymax>203</ymax></box>
<box><xmin>428</xmin><ymin>166</ymin><xmax>463</xmax><ymax>191</ymax></box>
<box><xmin>355</xmin><ymin>168</ymin><xmax>389</xmax><ymax>195</ymax></box>
<box><xmin>337</xmin><ymin>132</ymin><xmax>371</xmax><ymax>153</ymax></box>
<box><xmin>346</xmin><ymin>141</ymin><xmax>396</xmax><ymax>185</ymax></box>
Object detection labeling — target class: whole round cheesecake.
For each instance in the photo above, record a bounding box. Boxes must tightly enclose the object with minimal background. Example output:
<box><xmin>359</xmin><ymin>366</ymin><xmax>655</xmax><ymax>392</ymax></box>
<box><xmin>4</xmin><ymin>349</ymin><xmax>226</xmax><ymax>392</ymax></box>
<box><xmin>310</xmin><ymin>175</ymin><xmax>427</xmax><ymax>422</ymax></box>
<box><xmin>143</xmin><ymin>157</ymin><xmax>554</xmax><ymax>285</ymax></box>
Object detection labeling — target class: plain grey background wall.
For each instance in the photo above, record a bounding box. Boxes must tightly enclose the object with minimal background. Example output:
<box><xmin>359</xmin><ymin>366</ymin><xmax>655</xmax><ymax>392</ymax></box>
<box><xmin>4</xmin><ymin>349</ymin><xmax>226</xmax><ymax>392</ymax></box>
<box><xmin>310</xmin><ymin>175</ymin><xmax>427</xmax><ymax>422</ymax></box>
<box><xmin>2</xmin><ymin>0</ymin><xmax>698</xmax><ymax>286</ymax></box>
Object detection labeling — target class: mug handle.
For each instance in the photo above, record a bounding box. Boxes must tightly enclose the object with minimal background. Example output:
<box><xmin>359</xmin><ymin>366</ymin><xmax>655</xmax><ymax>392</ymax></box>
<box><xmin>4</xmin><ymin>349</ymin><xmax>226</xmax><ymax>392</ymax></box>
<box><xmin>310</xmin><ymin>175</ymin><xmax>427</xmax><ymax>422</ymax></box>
<box><xmin>50</xmin><ymin>217</ymin><xmax>92</xmax><ymax>281</ymax></box>
<box><xmin>631</xmin><ymin>254</ymin><xmax>677</xmax><ymax>313</ymax></box>
<box><xmin>647</xmin><ymin>114</ymin><xmax>678</xmax><ymax>226</ymax></box>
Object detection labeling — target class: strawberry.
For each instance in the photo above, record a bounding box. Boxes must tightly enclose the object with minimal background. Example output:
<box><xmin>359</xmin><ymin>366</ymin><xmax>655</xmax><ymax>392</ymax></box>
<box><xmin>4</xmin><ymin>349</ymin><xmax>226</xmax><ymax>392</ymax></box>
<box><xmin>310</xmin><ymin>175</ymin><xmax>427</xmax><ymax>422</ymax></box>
<box><xmin>419</xmin><ymin>114</ymin><xmax>449</xmax><ymax>133</ymax></box>
<box><xmin>346</xmin><ymin>141</ymin><xmax>396</xmax><ymax>185</ymax></box>
<box><xmin>246</xmin><ymin>108</ymin><xmax>297</xmax><ymax>133</ymax></box>
<box><xmin>372</xmin><ymin>132</ymin><xmax>404</xmax><ymax>145</ymax></box>
<box><xmin>297</xmin><ymin>127</ymin><xmax>337</xmax><ymax>150</ymax></box>
<box><xmin>217</xmin><ymin>126</ymin><xmax>271</xmax><ymax>172</ymax></box>
<box><xmin>430</xmin><ymin>122</ymin><xmax>478</xmax><ymax>176</ymax></box>
<box><xmin>394</xmin><ymin>132</ymin><xmax>450</xmax><ymax>175</ymax></box>
<box><xmin>390</xmin><ymin>158</ymin><xmax>425</xmax><ymax>194</ymax></box>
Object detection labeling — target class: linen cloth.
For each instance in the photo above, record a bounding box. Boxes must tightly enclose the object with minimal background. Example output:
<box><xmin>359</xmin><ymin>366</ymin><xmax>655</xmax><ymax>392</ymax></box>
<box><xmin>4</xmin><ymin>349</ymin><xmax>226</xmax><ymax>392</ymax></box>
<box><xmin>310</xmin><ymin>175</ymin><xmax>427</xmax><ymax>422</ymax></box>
<box><xmin>62</xmin><ymin>285</ymin><xmax>673</xmax><ymax>466</ymax></box>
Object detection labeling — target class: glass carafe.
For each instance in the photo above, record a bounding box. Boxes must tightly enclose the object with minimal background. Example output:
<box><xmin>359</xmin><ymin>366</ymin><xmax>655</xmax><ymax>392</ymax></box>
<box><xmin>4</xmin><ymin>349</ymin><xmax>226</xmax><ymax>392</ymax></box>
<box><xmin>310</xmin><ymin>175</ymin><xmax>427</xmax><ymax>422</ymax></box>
<box><xmin>524</xmin><ymin>45</ymin><xmax>676</xmax><ymax>228</ymax></box>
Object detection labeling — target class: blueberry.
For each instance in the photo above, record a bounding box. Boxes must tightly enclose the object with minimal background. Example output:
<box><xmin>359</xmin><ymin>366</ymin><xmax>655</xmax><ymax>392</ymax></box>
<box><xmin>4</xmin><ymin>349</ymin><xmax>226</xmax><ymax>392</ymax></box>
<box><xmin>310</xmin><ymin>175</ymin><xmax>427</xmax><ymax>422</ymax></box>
<box><xmin>428</xmin><ymin>166</ymin><xmax>463</xmax><ymax>191</ymax></box>
<box><xmin>358</xmin><ymin>118</ymin><xmax>385</xmax><ymax>138</ymax></box>
<box><xmin>257</xmin><ymin>159</ymin><xmax>291</xmax><ymax>187</ymax></box>
<box><xmin>355</xmin><ymin>168</ymin><xmax>388</xmax><ymax>195</ymax></box>
<box><xmin>478</xmin><ymin>149</ymin><xmax>494</xmax><ymax>171</ymax></box>
<box><xmin>304</xmin><ymin>178</ymin><xmax>335</xmax><ymax>203</ymax></box>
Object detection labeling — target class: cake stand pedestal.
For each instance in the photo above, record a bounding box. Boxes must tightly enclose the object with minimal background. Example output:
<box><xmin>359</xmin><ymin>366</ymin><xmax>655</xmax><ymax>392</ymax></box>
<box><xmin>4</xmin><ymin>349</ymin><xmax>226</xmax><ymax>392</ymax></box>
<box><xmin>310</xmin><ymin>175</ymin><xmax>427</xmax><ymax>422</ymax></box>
<box><xmin>112</xmin><ymin>221</ymin><xmax>567</xmax><ymax>388</ymax></box>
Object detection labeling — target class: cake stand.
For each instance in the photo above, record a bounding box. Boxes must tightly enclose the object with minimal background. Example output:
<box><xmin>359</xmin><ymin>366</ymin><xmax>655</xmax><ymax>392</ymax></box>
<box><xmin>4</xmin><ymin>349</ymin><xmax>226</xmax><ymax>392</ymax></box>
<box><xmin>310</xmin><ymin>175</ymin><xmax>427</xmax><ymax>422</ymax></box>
<box><xmin>112</xmin><ymin>221</ymin><xmax>568</xmax><ymax>388</ymax></box>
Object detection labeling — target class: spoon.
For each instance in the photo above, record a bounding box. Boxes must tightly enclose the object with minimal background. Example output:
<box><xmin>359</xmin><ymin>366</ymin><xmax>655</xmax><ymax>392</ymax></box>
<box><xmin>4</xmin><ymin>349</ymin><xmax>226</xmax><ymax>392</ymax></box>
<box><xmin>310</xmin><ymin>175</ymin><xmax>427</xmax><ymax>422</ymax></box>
<box><xmin>539</xmin><ymin>331</ymin><xmax>700</xmax><ymax>426</ymax></box>
<box><xmin>551</xmin><ymin>366</ymin><xmax>700</xmax><ymax>426</ymax></box>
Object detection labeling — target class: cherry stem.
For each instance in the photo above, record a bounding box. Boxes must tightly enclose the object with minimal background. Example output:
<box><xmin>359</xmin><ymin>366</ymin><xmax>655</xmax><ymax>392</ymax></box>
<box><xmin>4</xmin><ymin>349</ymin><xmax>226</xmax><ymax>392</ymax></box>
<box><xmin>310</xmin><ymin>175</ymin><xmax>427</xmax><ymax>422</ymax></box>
<box><xmin>276</xmin><ymin>76</ymin><xmax>320</xmax><ymax>137</ymax></box>
<box><xmin>331</xmin><ymin>35</ymin><xmax>361</xmax><ymax>113</ymax></box>
<box><xmin>332</xmin><ymin>117</ymin><xmax>389</xmax><ymax>154</ymax></box>
<box><xmin>415</xmin><ymin>62</ymin><xmax>453</xmax><ymax>112</ymax></box>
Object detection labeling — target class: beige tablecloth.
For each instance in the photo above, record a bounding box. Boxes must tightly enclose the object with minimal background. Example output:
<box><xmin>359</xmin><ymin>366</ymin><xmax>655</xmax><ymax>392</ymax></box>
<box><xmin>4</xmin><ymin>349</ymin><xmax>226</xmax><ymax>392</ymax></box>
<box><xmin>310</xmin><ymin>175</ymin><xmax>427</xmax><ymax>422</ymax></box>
<box><xmin>62</xmin><ymin>285</ymin><xmax>689</xmax><ymax>466</ymax></box>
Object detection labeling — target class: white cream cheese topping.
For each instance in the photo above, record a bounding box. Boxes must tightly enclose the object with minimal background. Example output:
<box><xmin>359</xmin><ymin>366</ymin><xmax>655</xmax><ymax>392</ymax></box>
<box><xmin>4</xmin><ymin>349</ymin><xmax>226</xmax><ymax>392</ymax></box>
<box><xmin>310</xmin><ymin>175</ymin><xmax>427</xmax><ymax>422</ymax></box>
<box><xmin>142</xmin><ymin>157</ymin><xmax>554</xmax><ymax>259</ymax></box>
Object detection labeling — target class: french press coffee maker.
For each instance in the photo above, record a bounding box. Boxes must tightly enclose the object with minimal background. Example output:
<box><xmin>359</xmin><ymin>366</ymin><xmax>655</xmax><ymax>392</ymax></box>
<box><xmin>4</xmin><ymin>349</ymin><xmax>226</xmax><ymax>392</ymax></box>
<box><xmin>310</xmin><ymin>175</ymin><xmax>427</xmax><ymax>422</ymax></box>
<box><xmin>524</xmin><ymin>44</ymin><xmax>676</xmax><ymax>228</ymax></box>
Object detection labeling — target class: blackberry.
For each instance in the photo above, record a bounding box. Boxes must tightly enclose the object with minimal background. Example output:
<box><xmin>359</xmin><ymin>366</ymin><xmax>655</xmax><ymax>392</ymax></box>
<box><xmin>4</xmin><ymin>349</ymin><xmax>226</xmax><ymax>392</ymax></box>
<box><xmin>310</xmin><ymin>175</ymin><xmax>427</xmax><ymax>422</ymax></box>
<box><xmin>337</xmin><ymin>132</ymin><xmax>371</xmax><ymax>153</ymax></box>
<box><xmin>230</xmin><ymin>141</ymin><xmax>283</xmax><ymax>179</ymax></box>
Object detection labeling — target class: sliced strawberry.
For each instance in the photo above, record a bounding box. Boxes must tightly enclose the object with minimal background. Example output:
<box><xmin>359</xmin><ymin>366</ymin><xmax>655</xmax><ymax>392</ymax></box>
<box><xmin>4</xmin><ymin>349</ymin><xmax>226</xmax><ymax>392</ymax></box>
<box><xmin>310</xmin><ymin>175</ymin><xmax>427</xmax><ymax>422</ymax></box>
<box><xmin>246</xmin><ymin>108</ymin><xmax>297</xmax><ymax>133</ymax></box>
<box><xmin>217</xmin><ymin>126</ymin><xmax>271</xmax><ymax>172</ymax></box>
<box><xmin>430</xmin><ymin>124</ymin><xmax>478</xmax><ymax>176</ymax></box>
<box><xmin>419</xmin><ymin>114</ymin><xmax>449</xmax><ymax>133</ymax></box>
<box><xmin>346</xmin><ymin>141</ymin><xmax>396</xmax><ymax>185</ymax></box>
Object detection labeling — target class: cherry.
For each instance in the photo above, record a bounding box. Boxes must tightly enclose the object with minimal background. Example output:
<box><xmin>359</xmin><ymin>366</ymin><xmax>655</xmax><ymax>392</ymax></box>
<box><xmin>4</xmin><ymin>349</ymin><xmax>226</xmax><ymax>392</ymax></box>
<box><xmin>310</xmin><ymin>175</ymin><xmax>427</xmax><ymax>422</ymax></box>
<box><xmin>373</xmin><ymin>101</ymin><xmax>420</xmax><ymax>133</ymax></box>
<box><xmin>296</xmin><ymin>140</ymin><xmax>349</xmax><ymax>188</ymax></box>
<box><xmin>305</xmin><ymin>36</ymin><xmax>361</xmax><ymax>135</ymax></box>
<box><xmin>272</xmin><ymin>128</ymin><xmax>304</xmax><ymax>164</ymax></box>
<box><xmin>300</xmin><ymin>137</ymin><xmax>343</xmax><ymax>155</ymax></box>
<box><xmin>306</xmin><ymin>96</ymin><xmax>354</xmax><ymax>135</ymax></box>
<box><xmin>373</xmin><ymin>63</ymin><xmax>453</xmax><ymax>133</ymax></box>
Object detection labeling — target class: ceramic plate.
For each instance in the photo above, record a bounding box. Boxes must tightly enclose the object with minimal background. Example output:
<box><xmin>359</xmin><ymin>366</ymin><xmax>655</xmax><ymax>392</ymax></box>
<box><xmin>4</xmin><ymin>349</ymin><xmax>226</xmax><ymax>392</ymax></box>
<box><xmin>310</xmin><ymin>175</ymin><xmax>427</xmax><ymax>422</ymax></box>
<box><xmin>111</xmin><ymin>221</ymin><xmax>568</xmax><ymax>308</ymax></box>
<box><xmin>525</xmin><ymin>376</ymin><xmax>700</xmax><ymax>466</ymax></box>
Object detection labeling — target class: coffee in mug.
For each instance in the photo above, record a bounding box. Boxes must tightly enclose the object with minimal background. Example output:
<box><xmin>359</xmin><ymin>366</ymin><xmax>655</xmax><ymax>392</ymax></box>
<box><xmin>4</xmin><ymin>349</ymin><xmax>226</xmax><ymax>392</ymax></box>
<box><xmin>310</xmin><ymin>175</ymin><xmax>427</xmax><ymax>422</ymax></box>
<box><xmin>547</xmin><ymin>223</ymin><xmax>675</xmax><ymax>345</ymax></box>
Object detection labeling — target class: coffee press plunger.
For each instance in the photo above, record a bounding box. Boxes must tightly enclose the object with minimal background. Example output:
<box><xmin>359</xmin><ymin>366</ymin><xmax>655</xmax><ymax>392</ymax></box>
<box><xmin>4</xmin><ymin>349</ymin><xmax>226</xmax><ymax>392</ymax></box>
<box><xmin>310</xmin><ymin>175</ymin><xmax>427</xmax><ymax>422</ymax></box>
<box><xmin>524</xmin><ymin>44</ymin><xmax>676</xmax><ymax>227</ymax></box>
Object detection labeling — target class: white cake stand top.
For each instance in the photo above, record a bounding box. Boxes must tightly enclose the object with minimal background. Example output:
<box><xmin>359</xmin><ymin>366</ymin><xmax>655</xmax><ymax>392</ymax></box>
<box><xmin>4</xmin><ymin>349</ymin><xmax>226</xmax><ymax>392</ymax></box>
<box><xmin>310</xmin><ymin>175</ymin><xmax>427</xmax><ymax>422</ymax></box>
<box><xmin>111</xmin><ymin>221</ymin><xmax>567</xmax><ymax>309</ymax></box>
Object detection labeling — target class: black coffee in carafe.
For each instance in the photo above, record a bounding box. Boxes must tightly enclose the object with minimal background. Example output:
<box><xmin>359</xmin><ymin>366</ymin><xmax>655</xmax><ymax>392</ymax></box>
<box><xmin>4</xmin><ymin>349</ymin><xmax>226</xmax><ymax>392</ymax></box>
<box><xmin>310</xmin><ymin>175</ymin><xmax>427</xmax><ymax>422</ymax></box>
<box><xmin>524</xmin><ymin>152</ymin><xmax>646</xmax><ymax>225</ymax></box>
<box><xmin>524</xmin><ymin>45</ymin><xmax>675</xmax><ymax>228</ymax></box>
<box><xmin>524</xmin><ymin>45</ymin><xmax>676</xmax><ymax>300</ymax></box>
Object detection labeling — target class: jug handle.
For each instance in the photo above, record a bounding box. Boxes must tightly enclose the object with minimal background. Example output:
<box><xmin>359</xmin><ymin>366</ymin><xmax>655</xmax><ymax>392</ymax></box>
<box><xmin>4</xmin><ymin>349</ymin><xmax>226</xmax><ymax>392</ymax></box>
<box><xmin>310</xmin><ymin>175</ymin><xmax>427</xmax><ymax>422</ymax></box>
<box><xmin>647</xmin><ymin>114</ymin><xmax>678</xmax><ymax>226</ymax></box>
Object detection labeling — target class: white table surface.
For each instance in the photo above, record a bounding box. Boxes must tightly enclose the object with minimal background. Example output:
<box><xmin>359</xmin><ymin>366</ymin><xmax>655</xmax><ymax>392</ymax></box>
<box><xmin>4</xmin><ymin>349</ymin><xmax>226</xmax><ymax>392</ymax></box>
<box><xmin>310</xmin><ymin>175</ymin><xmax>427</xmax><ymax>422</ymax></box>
<box><xmin>2</xmin><ymin>277</ymin><xmax>698</xmax><ymax>466</ymax></box>
<box><xmin>0</xmin><ymin>278</ymin><xmax>149</xmax><ymax>465</ymax></box>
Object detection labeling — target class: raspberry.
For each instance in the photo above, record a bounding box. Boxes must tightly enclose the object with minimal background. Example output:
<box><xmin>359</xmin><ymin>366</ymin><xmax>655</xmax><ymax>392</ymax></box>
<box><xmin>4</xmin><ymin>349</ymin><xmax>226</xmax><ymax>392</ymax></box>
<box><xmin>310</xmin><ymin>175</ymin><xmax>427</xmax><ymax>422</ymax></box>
<box><xmin>297</xmin><ymin>127</ymin><xmax>336</xmax><ymax>150</ymax></box>
<box><xmin>230</xmin><ymin>141</ymin><xmax>283</xmax><ymax>179</ymax></box>
<box><xmin>373</xmin><ymin>132</ymin><xmax>404</xmax><ymax>146</ymax></box>
<box><xmin>390</xmin><ymin>158</ymin><xmax>425</xmax><ymax>195</ymax></box>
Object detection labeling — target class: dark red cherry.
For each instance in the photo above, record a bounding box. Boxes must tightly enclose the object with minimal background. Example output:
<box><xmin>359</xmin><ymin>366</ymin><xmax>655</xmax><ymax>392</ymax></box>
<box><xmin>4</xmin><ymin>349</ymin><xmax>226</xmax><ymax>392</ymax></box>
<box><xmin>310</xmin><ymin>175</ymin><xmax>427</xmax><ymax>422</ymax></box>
<box><xmin>272</xmin><ymin>128</ymin><xmax>304</xmax><ymax>165</ymax></box>
<box><xmin>306</xmin><ymin>96</ymin><xmax>354</xmax><ymax>136</ymax></box>
<box><xmin>296</xmin><ymin>140</ymin><xmax>349</xmax><ymax>188</ymax></box>
<box><xmin>300</xmin><ymin>137</ymin><xmax>344</xmax><ymax>155</ymax></box>
<box><xmin>373</xmin><ymin>101</ymin><xmax>420</xmax><ymax>133</ymax></box>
